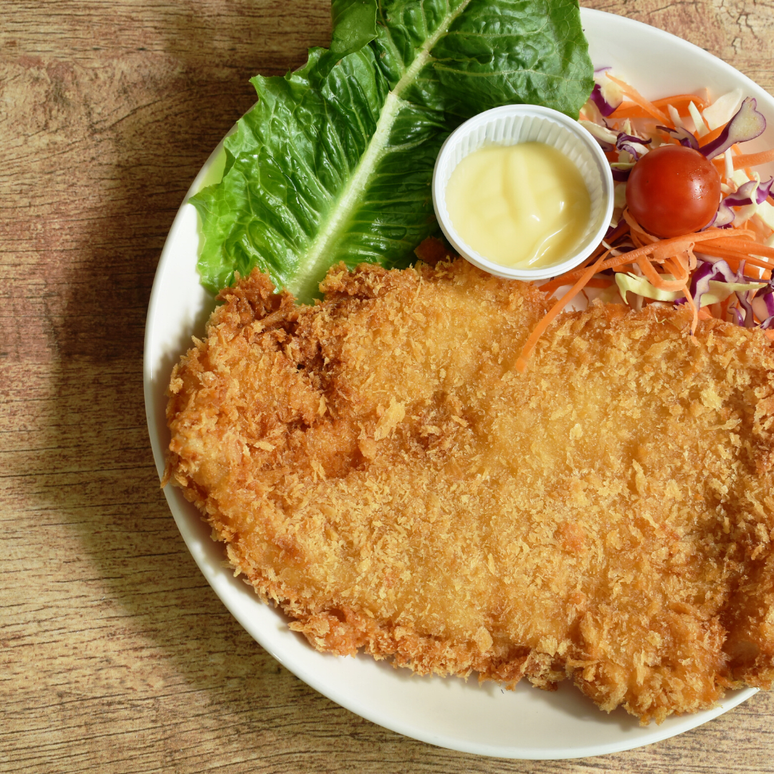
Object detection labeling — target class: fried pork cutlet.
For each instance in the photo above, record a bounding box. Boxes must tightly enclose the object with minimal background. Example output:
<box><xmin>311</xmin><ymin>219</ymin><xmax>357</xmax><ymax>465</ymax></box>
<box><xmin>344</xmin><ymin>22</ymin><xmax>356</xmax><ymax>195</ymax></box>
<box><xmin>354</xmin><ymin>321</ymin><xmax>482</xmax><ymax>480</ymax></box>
<box><xmin>166</xmin><ymin>259</ymin><xmax>774</xmax><ymax>724</ymax></box>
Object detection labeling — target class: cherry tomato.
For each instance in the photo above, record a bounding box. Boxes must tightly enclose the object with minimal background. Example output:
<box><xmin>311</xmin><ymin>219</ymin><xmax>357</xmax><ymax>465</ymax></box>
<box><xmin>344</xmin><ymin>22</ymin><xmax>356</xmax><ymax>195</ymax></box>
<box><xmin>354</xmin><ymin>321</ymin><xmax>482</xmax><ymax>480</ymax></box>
<box><xmin>625</xmin><ymin>145</ymin><xmax>721</xmax><ymax>238</ymax></box>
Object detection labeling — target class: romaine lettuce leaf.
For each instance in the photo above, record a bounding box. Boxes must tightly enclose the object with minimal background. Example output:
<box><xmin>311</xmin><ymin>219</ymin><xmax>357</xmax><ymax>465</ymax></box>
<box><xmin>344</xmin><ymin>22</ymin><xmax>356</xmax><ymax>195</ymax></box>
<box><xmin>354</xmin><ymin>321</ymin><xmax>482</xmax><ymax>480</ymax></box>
<box><xmin>192</xmin><ymin>0</ymin><xmax>593</xmax><ymax>302</ymax></box>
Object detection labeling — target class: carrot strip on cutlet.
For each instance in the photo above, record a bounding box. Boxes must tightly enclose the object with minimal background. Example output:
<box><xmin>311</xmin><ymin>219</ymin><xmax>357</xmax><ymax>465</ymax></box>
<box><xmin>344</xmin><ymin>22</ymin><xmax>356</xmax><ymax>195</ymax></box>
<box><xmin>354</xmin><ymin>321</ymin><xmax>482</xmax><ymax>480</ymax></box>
<box><xmin>681</xmin><ymin>281</ymin><xmax>700</xmax><ymax>333</ymax></box>
<box><xmin>538</xmin><ymin>243</ymin><xmax>611</xmax><ymax>295</ymax></box>
<box><xmin>515</xmin><ymin>253</ymin><xmax>608</xmax><ymax>373</ymax></box>
<box><xmin>578</xmin><ymin>277</ymin><xmax>613</xmax><ymax>289</ymax></box>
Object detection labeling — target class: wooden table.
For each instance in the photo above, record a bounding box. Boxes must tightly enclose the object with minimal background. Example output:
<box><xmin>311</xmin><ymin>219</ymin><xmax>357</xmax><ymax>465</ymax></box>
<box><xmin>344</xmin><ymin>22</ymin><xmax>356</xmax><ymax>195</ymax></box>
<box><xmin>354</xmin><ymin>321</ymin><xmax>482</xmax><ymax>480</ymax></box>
<box><xmin>3</xmin><ymin>1</ymin><xmax>773</xmax><ymax>771</ymax></box>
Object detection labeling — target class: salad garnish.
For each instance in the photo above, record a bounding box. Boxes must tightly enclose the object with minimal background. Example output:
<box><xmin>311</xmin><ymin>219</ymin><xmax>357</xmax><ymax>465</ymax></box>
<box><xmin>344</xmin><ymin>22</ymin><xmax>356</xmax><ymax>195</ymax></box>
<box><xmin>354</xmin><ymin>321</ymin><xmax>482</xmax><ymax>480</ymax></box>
<box><xmin>191</xmin><ymin>0</ymin><xmax>593</xmax><ymax>304</ymax></box>
<box><xmin>514</xmin><ymin>70</ymin><xmax>774</xmax><ymax>372</ymax></box>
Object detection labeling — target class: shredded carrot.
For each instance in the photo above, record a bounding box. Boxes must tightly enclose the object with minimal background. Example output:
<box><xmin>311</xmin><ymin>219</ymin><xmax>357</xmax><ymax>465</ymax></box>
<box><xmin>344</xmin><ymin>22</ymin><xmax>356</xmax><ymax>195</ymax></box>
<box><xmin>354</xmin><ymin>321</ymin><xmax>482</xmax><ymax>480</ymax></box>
<box><xmin>698</xmin><ymin>123</ymin><xmax>725</xmax><ymax>148</ymax></box>
<box><xmin>636</xmin><ymin>253</ymin><xmax>683</xmax><ymax>289</ymax></box>
<box><xmin>608</xmin><ymin>101</ymin><xmax>656</xmax><ymax>120</ymax></box>
<box><xmin>516</xmin><ymin>254</ymin><xmax>608</xmax><ymax>373</ymax></box>
<box><xmin>611</xmin><ymin>94</ymin><xmax>708</xmax><ymax>121</ymax></box>
<box><xmin>556</xmin><ymin>229</ymin><xmax>743</xmax><ymax>283</ymax></box>
<box><xmin>605</xmin><ymin>73</ymin><xmax>671</xmax><ymax>125</ymax></box>
<box><xmin>682</xmin><ymin>283</ymin><xmax>700</xmax><ymax>333</ymax></box>
<box><xmin>701</xmin><ymin>237</ymin><xmax>774</xmax><ymax>260</ymax></box>
<box><xmin>694</xmin><ymin>247</ymin><xmax>774</xmax><ymax>273</ymax></box>
<box><xmin>623</xmin><ymin>210</ymin><xmax>657</xmax><ymax>244</ymax></box>
<box><xmin>743</xmin><ymin>214</ymin><xmax>774</xmax><ymax>245</ymax></box>
<box><xmin>577</xmin><ymin>277</ymin><xmax>612</xmax><ymax>289</ymax></box>
<box><xmin>732</xmin><ymin>148</ymin><xmax>774</xmax><ymax>170</ymax></box>
<box><xmin>662</xmin><ymin>254</ymin><xmax>690</xmax><ymax>283</ymax></box>
<box><xmin>651</xmin><ymin>94</ymin><xmax>708</xmax><ymax>112</ymax></box>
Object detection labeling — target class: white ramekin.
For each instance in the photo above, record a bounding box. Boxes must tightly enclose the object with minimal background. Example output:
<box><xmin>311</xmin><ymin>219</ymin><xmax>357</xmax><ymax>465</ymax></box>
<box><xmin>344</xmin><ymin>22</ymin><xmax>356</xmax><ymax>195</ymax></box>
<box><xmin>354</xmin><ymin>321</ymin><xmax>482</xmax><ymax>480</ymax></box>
<box><xmin>432</xmin><ymin>105</ymin><xmax>615</xmax><ymax>282</ymax></box>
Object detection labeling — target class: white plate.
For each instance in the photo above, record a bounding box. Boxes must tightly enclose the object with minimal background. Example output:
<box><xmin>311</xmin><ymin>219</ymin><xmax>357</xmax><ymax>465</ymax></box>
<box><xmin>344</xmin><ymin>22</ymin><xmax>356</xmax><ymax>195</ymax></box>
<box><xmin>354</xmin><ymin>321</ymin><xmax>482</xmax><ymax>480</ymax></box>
<box><xmin>144</xmin><ymin>8</ymin><xmax>773</xmax><ymax>760</ymax></box>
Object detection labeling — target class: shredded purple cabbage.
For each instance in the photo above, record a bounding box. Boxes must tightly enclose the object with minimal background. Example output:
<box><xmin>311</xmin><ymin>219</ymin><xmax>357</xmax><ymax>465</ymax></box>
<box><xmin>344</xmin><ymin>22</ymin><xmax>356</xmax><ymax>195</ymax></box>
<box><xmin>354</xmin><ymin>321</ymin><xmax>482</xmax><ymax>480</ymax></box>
<box><xmin>674</xmin><ymin>258</ymin><xmax>768</xmax><ymax>328</ymax></box>
<box><xmin>736</xmin><ymin>291</ymin><xmax>757</xmax><ymax>326</ymax></box>
<box><xmin>710</xmin><ymin>204</ymin><xmax>736</xmax><ymax>229</ymax></box>
<box><xmin>711</xmin><ymin>176</ymin><xmax>774</xmax><ymax>228</ymax></box>
<box><xmin>731</xmin><ymin>176</ymin><xmax>774</xmax><ymax>206</ymax></box>
<box><xmin>586</xmin><ymin>128</ymin><xmax>650</xmax><ymax>179</ymax></box>
<box><xmin>687</xmin><ymin>259</ymin><xmax>738</xmax><ymax>307</ymax></box>
<box><xmin>753</xmin><ymin>281</ymin><xmax>774</xmax><ymax>329</ymax></box>
<box><xmin>756</xmin><ymin>282</ymin><xmax>774</xmax><ymax>318</ymax></box>
<box><xmin>590</xmin><ymin>83</ymin><xmax>617</xmax><ymax>117</ymax></box>
<box><xmin>616</xmin><ymin>133</ymin><xmax>651</xmax><ymax>160</ymax></box>
<box><xmin>590</xmin><ymin>67</ymin><xmax>623</xmax><ymax>117</ymax></box>
<box><xmin>595</xmin><ymin>138</ymin><xmax>615</xmax><ymax>153</ymax></box>
<box><xmin>656</xmin><ymin>126</ymin><xmax>699</xmax><ymax>150</ymax></box>
<box><xmin>700</xmin><ymin>97</ymin><xmax>767</xmax><ymax>160</ymax></box>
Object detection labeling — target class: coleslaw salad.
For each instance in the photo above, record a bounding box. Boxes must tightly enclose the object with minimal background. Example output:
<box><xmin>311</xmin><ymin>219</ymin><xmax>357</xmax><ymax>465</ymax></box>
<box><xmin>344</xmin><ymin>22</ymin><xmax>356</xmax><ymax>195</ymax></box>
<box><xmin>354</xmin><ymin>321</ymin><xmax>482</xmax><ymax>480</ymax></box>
<box><xmin>513</xmin><ymin>70</ymin><xmax>774</xmax><ymax>371</ymax></box>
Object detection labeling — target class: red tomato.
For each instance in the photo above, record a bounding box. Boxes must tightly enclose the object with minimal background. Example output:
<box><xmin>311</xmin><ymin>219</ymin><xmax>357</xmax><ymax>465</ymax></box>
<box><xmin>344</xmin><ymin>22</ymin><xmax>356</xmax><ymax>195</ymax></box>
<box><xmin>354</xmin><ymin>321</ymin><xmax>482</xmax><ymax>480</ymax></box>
<box><xmin>625</xmin><ymin>145</ymin><xmax>721</xmax><ymax>238</ymax></box>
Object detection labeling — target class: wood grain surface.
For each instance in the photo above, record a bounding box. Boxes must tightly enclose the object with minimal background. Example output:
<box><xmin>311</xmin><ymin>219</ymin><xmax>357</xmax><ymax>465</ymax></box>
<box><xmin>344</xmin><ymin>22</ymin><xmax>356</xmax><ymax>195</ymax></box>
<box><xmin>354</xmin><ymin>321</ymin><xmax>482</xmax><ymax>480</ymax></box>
<box><xmin>2</xmin><ymin>1</ymin><xmax>774</xmax><ymax>771</ymax></box>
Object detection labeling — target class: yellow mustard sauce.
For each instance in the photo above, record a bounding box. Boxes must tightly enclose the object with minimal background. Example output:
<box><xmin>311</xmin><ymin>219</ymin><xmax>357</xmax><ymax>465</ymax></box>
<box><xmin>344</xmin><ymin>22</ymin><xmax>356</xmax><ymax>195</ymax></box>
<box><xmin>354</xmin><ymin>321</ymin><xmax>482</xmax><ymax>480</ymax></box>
<box><xmin>445</xmin><ymin>142</ymin><xmax>591</xmax><ymax>269</ymax></box>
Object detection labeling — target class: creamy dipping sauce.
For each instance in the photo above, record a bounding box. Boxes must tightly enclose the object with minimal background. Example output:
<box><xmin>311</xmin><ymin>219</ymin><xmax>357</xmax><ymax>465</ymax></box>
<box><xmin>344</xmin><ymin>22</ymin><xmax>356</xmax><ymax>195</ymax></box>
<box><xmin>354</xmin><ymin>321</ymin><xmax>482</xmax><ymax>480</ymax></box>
<box><xmin>445</xmin><ymin>142</ymin><xmax>591</xmax><ymax>270</ymax></box>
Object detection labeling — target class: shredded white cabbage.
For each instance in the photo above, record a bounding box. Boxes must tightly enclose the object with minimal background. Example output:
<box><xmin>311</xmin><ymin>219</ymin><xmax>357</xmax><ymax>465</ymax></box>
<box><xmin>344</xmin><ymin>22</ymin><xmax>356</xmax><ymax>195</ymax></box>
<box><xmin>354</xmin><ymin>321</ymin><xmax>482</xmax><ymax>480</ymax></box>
<box><xmin>688</xmin><ymin>101</ymin><xmax>709</xmax><ymax>137</ymax></box>
<box><xmin>579</xmin><ymin>120</ymin><xmax>618</xmax><ymax>145</ymax></box>
<box><xmin>615</xmin><ymin>272</ymin><xmax>766</xmax><ymax>306</ymax></box>
<box><xmin>667</xmin><ymin>104</ymin><xmax>684</xmax><ymax>130</ymax></box>
<box><xmin>703</xmin><ymin>88</ymin><xmax>744</xmax><ymax>130</ymax></box>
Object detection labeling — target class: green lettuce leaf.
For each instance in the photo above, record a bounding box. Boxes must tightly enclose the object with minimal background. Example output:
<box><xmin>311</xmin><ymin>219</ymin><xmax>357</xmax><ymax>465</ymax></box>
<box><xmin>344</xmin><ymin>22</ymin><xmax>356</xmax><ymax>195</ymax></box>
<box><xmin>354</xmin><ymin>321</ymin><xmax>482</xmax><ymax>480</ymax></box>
<box><xmin>191</xmin><ymin>0</ymin><xmax>593</xmax><ymax>303</ymax></box>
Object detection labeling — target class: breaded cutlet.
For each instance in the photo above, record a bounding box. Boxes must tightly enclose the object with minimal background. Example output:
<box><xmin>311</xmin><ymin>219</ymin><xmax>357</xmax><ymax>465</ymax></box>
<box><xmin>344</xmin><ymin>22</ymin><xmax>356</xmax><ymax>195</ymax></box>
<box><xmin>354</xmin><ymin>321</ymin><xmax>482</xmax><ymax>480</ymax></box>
<box><xmin>166</xmin><ymin>259</ymin><xmax>774</xmax><ymax>724</ymax></box>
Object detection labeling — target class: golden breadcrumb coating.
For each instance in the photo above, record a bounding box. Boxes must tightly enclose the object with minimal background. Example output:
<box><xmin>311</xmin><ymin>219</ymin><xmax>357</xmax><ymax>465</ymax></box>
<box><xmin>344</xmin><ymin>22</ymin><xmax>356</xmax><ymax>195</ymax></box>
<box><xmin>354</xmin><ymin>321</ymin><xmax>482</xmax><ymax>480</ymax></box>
<box><xmin>166</xmin><ymin>259</ymin><xmax>774</xmax><ymax>724</ymax></box>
